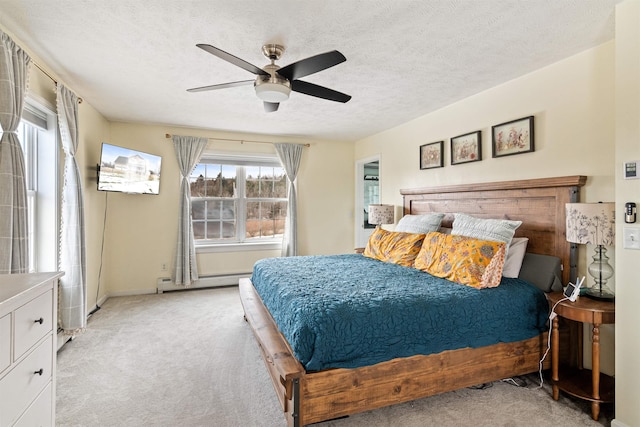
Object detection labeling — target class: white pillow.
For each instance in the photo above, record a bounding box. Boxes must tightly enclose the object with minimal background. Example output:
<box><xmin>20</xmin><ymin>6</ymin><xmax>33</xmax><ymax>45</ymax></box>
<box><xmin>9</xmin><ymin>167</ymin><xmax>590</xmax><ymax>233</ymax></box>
<box><xmin>451</xmin><ymin>213</ymin><xmax>522</xmax><ymax>245</ymax></box>
<box><xmin>502</xmin><ymin>237</ymin><xmax>529</xmax><ymax>278</ymax></box>
<box><xmin>395</xmin><ymin>213</ymin><xmax>445</xmax><ymax>234</ymax></box>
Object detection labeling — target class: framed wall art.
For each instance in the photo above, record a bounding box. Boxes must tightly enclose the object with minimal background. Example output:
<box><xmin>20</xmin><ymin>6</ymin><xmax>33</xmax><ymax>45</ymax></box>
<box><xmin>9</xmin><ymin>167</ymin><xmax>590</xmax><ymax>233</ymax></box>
<box><xmin>492</xmin><ymin>116</ymin><xmax>534</xmax><ymax>158</ymax></box>
<box><xmin>450</xmin><ymin>131</ymin><xmax>481</xmax><ymax>165</ymax></box>
<box><xmin>420</xmin><ymin>141</ymin><xmax>444</xmax><ymax>169</ymax></box>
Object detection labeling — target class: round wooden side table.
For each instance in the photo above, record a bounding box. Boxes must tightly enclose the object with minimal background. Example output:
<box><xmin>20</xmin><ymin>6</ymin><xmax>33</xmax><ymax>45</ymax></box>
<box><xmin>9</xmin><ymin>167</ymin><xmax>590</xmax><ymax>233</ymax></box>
<box><xmin>547</xmin><ymin>292</ymin><xmax>615</xmax><ymax>421</ymax></box>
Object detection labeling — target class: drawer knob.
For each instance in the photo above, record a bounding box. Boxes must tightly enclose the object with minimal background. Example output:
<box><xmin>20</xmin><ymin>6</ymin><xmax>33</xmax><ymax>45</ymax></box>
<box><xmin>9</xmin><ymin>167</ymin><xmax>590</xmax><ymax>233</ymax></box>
<box><xmin>34</xmin><ymin>317</ymin><xmax>44</xmax><ymax>324</ymax></box>
<box><xmin>34</xmin><ymin>369</ymin><xmax>43</xmax><ymax>376</ymax></box>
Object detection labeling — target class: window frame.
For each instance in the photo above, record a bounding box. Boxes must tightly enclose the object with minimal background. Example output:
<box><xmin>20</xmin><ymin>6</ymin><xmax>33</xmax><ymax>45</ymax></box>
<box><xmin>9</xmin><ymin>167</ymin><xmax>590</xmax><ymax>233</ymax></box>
<box><xmin>193</xmin><ymin>152</ymin><xmax>286</xmax><ymax>253</ymax></box>
<box><xmin>17</xmin><ymin>96</ymin><xmax>60</xmax><ymax>272</ymax></box>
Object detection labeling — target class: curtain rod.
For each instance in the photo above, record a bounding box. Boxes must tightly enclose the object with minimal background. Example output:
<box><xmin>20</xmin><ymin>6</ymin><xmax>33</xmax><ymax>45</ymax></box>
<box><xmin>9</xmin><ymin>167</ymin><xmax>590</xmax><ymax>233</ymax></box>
<box><xmin>32</xmin><ymin>61</ymin><xmax>83</xmax><ymax>104</ymax></box>
<box><xmin>165</xmin><ymin>133</ymin><xmax>309</xmax><ymax>147</ymax></box>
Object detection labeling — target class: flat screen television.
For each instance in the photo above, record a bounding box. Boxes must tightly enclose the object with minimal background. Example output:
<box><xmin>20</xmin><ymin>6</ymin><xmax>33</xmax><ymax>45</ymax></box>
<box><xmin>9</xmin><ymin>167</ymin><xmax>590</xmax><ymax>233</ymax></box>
<box><xmin>97</xmin><ymin>143</ymin><xmax>162</xmax><ymax>195</ymax></box>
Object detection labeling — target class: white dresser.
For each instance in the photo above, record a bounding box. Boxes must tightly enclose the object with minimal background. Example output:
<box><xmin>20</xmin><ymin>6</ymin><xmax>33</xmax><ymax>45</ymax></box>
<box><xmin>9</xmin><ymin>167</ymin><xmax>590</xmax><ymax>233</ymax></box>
<box><xmin>0</xmin><ymin>272</ymin><xmax>62</xmax><ymax>427</ymax></box>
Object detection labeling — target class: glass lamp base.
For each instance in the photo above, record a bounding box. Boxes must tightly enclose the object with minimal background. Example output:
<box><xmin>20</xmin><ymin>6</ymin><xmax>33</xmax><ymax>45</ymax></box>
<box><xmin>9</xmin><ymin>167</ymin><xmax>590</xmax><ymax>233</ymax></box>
<box><xmin>584</xmin><ymin>287</ymin><xmax>615</xmax><ymax>301</ymax></box>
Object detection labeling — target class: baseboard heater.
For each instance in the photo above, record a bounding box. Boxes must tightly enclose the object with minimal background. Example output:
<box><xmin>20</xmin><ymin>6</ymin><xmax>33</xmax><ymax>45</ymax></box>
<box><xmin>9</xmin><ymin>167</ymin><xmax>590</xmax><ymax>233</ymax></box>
<box><xmin>157</xmin><ymin>272</ymin><xmax>251</xmax><ymax>293</ymax></box>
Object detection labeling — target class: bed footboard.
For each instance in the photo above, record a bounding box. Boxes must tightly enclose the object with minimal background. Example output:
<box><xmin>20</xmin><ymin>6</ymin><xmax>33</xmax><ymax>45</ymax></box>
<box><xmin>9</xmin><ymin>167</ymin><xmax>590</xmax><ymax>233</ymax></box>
<box><xmin>298</xmin><ymin>337</ymin><xmax>548</xmax><ymax>425</ymax></box>
<box><xmin>240</xmin><ymin>277</ymin><xmax>548</xmax><ymax>426</ymax></box>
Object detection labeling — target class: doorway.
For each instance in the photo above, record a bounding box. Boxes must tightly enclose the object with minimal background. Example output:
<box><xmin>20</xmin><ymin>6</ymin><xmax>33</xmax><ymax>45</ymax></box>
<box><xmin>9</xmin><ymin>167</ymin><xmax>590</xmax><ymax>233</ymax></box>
<box><xmin>355</xmin><ymin>155</ymin><xmax>380</xmax><ymax>248</ymax></box>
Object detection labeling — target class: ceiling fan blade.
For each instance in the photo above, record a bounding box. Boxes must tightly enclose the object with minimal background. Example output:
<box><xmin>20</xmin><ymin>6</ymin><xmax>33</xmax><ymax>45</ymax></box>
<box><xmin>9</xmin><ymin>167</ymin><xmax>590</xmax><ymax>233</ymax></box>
<box><xmin>264</xmin><ymin>102</ymin><xmax>279</xmax><ymax>112</ymax></box>
<box><xmin>291</xmin><ymin>80</ymin><xmax>351</xmax><ymax>103</ymax></box>
<box><xmin>196</xmin><ymin>44</ymin><xmax>269</xmax><ymax>76</ymax></box>
<box><xmin>187</xmin><ymin>80</ymin><xmax>254</xmax><ymax>93</ymax></box>
<box><xmin>277</xmin><ymin>50</ymin><xmax>346</xmax><ymax>81</ymax></box>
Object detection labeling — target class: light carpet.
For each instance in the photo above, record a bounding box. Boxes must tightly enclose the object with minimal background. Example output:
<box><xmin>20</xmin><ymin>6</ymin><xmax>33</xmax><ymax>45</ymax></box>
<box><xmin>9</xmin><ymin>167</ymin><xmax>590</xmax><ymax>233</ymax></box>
<box><xmin>56</xmin><ymin>287</ymin><xmax>613</xmax><ymax>426</ymax></box>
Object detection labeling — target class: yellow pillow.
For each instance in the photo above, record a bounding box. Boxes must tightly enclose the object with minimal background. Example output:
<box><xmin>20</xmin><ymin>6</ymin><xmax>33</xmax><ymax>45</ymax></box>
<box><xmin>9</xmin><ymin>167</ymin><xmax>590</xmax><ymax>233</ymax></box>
<box><xmin>414</xmin><ymin>232</ymin><xmax>506</xmax><ymax>288</ymax></box>
<box><xmin>363</xmin><ymin>227</ymin><xmax>426</xmax><ymax>267</ymax></box>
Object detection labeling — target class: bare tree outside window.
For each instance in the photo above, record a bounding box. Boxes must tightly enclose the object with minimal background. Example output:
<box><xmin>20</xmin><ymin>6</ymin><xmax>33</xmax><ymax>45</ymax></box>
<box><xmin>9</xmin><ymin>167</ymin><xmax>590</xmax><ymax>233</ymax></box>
<box><xmin>190</xmin><ymin>161</ymin><xmax>287</xmax><ymax>244</ymax></box>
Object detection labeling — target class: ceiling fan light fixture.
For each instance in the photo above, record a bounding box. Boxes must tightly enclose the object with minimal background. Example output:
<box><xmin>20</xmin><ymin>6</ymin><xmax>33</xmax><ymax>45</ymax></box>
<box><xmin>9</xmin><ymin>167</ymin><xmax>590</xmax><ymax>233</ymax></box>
<box><xmin>255</xmin><ymin>82</ymin><xmax>291</xmax><ymax>103</ymax></box>
<box><xmin>189</xmin><ymin>43</ymin><xmax>350</xmax><ymax>108</ymax></box>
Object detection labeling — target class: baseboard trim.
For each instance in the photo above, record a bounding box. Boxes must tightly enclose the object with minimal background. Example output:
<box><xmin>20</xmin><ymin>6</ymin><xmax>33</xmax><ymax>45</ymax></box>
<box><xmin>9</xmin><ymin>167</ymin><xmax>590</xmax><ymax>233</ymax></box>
<box><xmin>157</xmin><ymin>273</ymin><xmax>251</xmax><ymax>293</ymax></box>
<box><xmin>612</xmin><ymin>419</ymin><xmax>629</xmax><ymax>427</ymax></box>
<box><xmin>57</xmin><ymin>330</ymin><xmax>72</xmax><ymax>351</ymax></box>
<box><xmin>107</xmin><ymin>288</ymin><xmax>158</xmax><ymax>297</ymax></box>
<box><xmin>97</xmin><ymin>294</ymin><xmax>108</xmax><ymax>307</ymax></box>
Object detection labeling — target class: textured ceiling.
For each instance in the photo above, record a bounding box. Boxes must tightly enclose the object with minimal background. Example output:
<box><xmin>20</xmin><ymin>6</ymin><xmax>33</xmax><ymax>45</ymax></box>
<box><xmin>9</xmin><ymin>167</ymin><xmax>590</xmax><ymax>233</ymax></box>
<box><xmin>0</xmin><ymin>0</ymin><xmax>621</xmax><ymax>141</ymax></box>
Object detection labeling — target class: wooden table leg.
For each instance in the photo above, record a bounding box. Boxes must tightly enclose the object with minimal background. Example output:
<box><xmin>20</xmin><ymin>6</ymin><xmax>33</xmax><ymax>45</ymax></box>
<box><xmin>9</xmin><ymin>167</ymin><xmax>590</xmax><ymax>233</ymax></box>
<box><xmin>577</xmin><ymin>322</ymin><xmax>583</xmax><ymax>369</ymax></box>
<box><xmin>591</xmin><ymin>323</ymin><xmax>601</xmax><ymax>421</ymax></box>
<box><xmin>552</xmin><ymin>316</ymin><xmax>560</xmax><ymax>400</ymax></box>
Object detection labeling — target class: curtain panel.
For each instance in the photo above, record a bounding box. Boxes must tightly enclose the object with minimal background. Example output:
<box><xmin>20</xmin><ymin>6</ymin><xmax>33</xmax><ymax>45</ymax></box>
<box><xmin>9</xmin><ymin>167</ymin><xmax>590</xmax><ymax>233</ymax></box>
<box><xmin>57</xmin><ymin>84</ymin><xmax>87</xmax><ymax>334</ymax></box>
<box><xmin>0</xmin><ymin>30</ymin><xmax>31</xmax><ymax>274</ymax></box>
<box><xmin>172</xmin><ymin>135</ymin><xmax>208</xmax><ymax>286</ymax></box>
<box><xmin>274</xmin><ymin>143</ymin><xmax>304</xmax><ymax>257</ymax></box>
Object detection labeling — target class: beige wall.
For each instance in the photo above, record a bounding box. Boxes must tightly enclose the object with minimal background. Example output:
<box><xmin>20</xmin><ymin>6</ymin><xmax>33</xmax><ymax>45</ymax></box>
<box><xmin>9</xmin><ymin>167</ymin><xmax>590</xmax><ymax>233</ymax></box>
<box><xmin>355</xmin><ymin>42</ymin><xmax>617</xmax><ymax>376</ymax></box>
<box><xmin>78</xmin><ymin>102</ymin><xmax>111</xmax><ymax>309</ymax></box>
<box><xmin>614</xmin><ymin>2</ymin><xmax>640</xmax><ymax>427</ymax></box>
<box><xmin>355</xmin><ymin>42</ymin><xmax>615</xmax><ymax>204</ymax></box>
<box><xmin>101</xmin><ymin>123</ymin><xmax>354</xmax><ymax>296</ymax></box>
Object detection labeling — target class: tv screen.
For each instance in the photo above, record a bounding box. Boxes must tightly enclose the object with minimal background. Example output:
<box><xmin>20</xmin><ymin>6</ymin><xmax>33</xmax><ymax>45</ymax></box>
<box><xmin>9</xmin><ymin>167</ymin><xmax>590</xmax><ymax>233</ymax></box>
<box><xmin>97</xmin><ymin>143</ymin><xmax>162</xmax><ymax>195</ymax></box>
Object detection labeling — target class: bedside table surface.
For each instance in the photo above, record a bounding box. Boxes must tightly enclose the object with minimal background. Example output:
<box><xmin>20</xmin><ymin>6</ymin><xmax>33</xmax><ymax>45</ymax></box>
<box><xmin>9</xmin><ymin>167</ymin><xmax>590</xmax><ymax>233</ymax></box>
<box><xmin>547</xmin><ymin>292</ymin><xmax>615</xmax><ymax>324</ymax></box>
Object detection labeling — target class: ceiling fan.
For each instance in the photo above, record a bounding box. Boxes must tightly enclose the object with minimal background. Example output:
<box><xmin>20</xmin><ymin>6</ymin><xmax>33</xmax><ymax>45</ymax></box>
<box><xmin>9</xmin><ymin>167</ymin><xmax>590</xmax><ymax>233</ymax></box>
<box><xmin>187</xmin><ymin>43</ymin><xmax>351</xmax><ymax>112</ymax></box>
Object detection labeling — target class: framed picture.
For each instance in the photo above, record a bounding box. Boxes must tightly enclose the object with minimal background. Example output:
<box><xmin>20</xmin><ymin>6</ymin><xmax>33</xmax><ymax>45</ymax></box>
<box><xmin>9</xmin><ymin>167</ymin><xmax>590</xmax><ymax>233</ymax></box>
<box><xmin>420</xmin><ymin>141</ymin><xmax>444</xmax><ymax>169</ymax></box>
<box><xmin>450</xmin><ymin>131</ymin><xmax>481</xmax><ymax>165</ymax></box>
<box><xmin>492</xmin><ymin>116</ymin><xmax>534</xmax><ymax>158</ymax></box>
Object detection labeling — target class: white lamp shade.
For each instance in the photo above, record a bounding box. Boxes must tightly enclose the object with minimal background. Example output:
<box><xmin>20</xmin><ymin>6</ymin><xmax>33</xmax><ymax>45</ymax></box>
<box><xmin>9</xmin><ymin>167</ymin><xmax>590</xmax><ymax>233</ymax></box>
<box><xmin>255</xmin><ymin>82</ymin><xmax>291</xmax><ymax>102</ymax></box>
<box><xmin>369</xmin><ymin>204</ymin><xmax>394</xmax><ymax>225</ymax></box>
<box><xmin>565</xmin><ymin>202</ymin><xmax>615</xmax><ymax>246</ymax></box>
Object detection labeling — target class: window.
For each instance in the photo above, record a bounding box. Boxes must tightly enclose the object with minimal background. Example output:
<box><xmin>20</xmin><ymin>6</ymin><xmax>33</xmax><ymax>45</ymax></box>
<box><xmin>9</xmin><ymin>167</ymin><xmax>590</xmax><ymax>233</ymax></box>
<box><xmin>16</xmin><ymin>99</ymin><xmax>59</xmax><ymax>272</ymax></box>
<box><xmin>190</xmin><ymin>153</ymin><xmax>287</xmax><ymax>251</ymax></box>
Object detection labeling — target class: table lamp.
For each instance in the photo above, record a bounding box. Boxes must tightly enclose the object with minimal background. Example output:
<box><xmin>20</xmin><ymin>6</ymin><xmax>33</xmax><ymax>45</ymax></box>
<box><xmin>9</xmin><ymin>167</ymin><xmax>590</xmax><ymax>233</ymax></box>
<box><xmin>368</xmin><ymin>204</ymin><xmax>394</xmax><ymax>227</ymax></box>
<box><xmin>565</xmin><ymin>202</ymin><xmax>615</xmax><ymax>301</ymax></box>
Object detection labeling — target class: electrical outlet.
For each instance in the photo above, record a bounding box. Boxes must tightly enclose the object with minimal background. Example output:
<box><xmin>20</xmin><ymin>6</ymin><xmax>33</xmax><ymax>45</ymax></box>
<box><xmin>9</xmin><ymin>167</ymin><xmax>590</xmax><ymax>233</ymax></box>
<box><xmin>161</xmin><ymin>262</ymin><xmax>168</xmax><ymax>271</ymax></box>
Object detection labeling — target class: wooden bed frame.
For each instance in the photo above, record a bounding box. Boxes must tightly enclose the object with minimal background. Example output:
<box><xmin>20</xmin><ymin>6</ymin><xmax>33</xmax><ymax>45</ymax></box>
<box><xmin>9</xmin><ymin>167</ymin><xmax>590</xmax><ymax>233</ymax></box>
<box><xmin>239</xmin><ymin>175</ymin><xmax>586</xmax><ymax>426</ymax></box>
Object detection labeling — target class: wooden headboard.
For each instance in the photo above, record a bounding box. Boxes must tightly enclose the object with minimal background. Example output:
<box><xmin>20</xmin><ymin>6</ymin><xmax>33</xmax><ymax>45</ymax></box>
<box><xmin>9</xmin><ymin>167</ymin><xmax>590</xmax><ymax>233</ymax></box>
<box><xmin>400</xmin><ymin>175</ymin><xmax>586</xmax><ymax>285</ymax></box>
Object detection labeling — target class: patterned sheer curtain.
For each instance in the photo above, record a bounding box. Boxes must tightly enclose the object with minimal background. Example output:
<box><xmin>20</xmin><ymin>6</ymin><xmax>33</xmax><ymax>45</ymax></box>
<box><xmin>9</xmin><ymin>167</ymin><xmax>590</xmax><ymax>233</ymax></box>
<box><xmin>172</xmin><ymin>135</ymin><xmax>208</xmax><ymax>286</ymax></box>
<box><xmin>57</xmin><ymin>84</ymin><xmax>86</xmax><ymax>333</ymax></box>
<box><xmin>0</xmin><ymin>30</ymin><xmax>31</xmax><ymax>274</ymax></box>
<box><xmin>274</xmin><ymin>143</ymin><xmax>304</xmax><ymax>257</ymax></box>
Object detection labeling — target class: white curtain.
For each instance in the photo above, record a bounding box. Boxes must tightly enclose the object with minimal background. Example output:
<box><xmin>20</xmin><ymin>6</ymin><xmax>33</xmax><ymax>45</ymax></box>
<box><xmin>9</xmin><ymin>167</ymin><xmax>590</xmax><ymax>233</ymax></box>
<box><xmin>0</xmin><ymin>30</ymin><xmax>31</xmax><ymax>274</ymax></box>
<box><xmin>274</xmin><ymin>143</ymin><xmax>304</xmax><ymax>257</ymax></box>
<box><xmin>172</xmin><ymin>135</ymin><xmax>208</xmax><ymax>286</ymax></box>
<box><xmin>57</xmin><ymin>85</ymin><xmax>86</xmax><ymax>333</ymax></box>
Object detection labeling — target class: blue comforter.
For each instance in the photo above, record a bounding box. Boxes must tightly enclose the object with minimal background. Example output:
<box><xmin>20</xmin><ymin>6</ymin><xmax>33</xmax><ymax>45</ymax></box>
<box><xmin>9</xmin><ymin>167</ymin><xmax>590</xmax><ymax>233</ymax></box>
<box><xmin>251</xmin><ymin>254</ymin><xmax>549</xmax><ymax>371</ymax></box>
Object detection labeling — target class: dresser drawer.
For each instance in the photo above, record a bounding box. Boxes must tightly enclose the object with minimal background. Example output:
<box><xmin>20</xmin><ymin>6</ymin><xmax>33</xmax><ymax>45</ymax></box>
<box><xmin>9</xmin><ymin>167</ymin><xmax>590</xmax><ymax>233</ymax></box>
<box><xmin>0</xmin><ymin>335</ymin><xmax>52</xmax><ymax>426</ymax></box>
<box><xmin>14</xmin><ymin>290</ymin><xmax>53</xmax><ymax>359</ymax></box>
<box><xmin>0</xmin><ymin>314</ymin><xmax>9</xmax><ymax>374</ymax></box>
<box><xmin>14</xmin><ymin>382</ymin><xmax>53</xmax><ymax>427</ymax></box>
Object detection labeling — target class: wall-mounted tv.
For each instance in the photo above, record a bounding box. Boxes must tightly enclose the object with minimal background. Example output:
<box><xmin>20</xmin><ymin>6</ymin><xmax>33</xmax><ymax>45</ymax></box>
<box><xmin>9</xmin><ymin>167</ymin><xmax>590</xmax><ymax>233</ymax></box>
<box><xmin>97</xmin><ymin>143</ymin><xmax>162</xmax><ymax>195</ymax></box>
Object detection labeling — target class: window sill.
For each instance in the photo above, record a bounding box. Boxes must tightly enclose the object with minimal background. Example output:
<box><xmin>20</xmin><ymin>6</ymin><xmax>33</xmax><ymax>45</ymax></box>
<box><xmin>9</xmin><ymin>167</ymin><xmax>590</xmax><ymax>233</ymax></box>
<box><xmin>195</xmin><ymin>241</ymin><xmax>282</xmax><ymax>253</ymax></box>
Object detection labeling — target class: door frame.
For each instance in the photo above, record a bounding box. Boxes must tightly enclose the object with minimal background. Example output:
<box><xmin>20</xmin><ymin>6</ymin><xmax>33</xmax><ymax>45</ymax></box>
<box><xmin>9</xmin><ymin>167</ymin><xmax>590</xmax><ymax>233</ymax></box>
<box><xmin>355</xmin><ymin>154</ymin><xmax>381</xmax><ymax>248</ymax></box>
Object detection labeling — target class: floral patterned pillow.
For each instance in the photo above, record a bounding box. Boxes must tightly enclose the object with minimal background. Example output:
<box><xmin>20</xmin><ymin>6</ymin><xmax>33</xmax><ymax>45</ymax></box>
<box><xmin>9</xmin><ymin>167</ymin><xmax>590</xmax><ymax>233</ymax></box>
<box><xmin>414</xmin><ymin>232</ymin><xmax>507</xmax><ymax>288</ymax></box>
<box><xmin>363</xmin><ymin>227</ymin><xmax>426</xmax><ymax>267</ymax></box>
